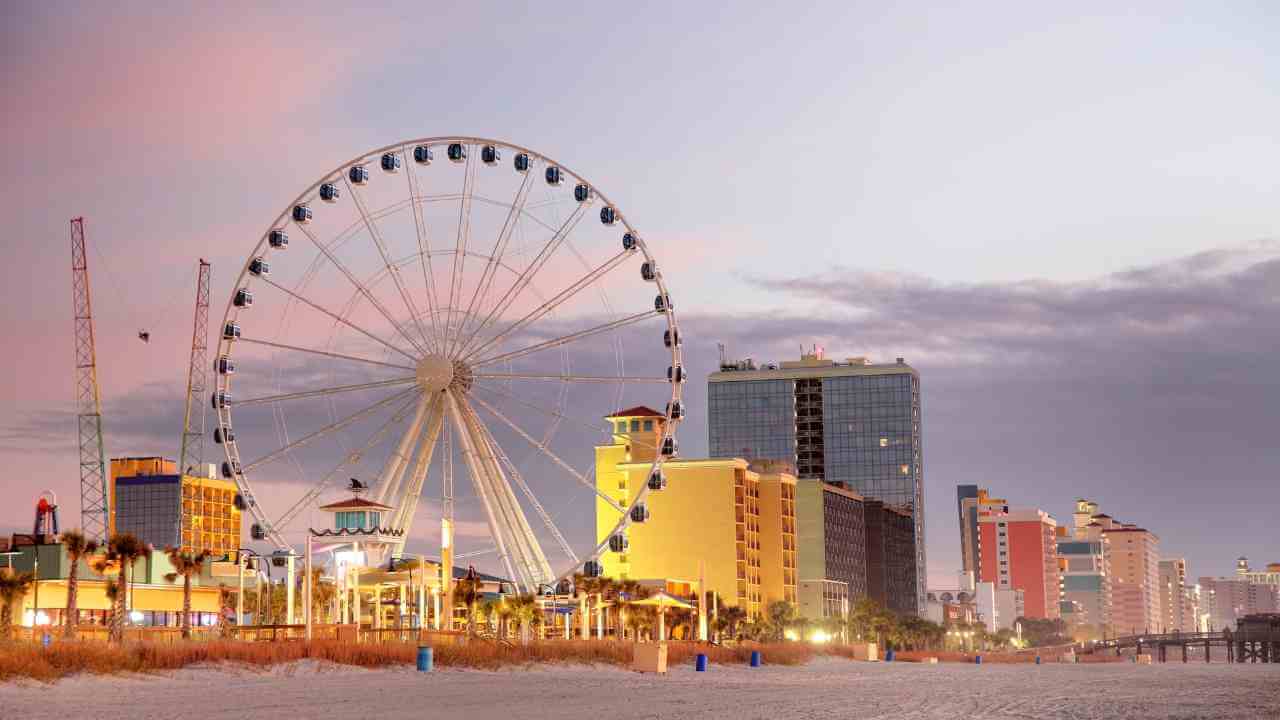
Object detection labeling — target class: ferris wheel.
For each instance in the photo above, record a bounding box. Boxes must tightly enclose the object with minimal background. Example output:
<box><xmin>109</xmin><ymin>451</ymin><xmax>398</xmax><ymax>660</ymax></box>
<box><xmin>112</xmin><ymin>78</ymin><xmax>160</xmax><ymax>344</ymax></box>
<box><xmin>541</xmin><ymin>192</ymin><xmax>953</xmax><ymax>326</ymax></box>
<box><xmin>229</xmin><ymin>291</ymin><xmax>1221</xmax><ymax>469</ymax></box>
<box><xmin>211</xmin><ymin>137</ymin><xmax>683</xmax><ymax>592</ymax></box>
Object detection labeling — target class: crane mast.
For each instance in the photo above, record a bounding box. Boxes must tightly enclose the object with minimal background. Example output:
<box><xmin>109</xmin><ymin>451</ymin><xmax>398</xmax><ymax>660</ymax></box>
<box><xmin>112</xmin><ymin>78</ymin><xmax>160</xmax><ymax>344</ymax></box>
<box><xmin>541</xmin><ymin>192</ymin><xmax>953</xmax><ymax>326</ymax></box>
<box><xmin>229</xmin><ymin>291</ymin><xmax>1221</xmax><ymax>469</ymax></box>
<box><xmin>179</xmin><ymin>260</ymin><xmax>212</xmax><ymax>476</ymax></box>
<box><xmin>70</xmin><ymin>217</ymin><xmax>109</xmax><ymax>542</ymax></box>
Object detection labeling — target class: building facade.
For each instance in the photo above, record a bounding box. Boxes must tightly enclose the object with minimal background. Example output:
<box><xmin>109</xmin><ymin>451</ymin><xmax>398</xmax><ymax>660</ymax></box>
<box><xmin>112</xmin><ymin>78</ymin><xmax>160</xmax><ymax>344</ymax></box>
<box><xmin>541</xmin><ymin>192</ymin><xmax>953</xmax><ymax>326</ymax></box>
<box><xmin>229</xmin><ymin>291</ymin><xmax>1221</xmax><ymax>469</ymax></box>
<box><xmin>977</xmin><ymin>506</ymin><xmax>1061</xmax><ymax>619</ymax></box>
<box><xmin>708</xmin><ymin>352</ymin><xmax>925</xmax><ymax>613</ymax></box>
<box><xmin>1103</xmin><ymin>526</ymin><xmax>1160</xmax><ymax>635</ymax></box>
<box><xmin>1158</xmin><ymin>558</ymin><xmax>1195</xmax><ymax>633</ymax></box>
<box><xmin>795</xmin><ymin>478</ymin><xmax>867</xmax><ymax>618</ymax></box>
<box><xmin>957</xmin><ymin>486</ymin><xmax>1008</xmax><ymax>576</ymax></box>
<box><xmin>595</xmin><ymin>408</ymin><xmax>796</xmax><ymax>619</ymax></box>
<box><xmin>1198</xmin><ymin>575</ymin><xmax>1280</xmax><ymax>631</ymax></box>
<box><xmin>864</xmin><ymin>499</ymin><xmax>918</xmax><ymax>615</ymax></box>
<box><xmin>110</xmin><ymin>457</ymin><xmax>243</xmax><ymax>556</ymax></box>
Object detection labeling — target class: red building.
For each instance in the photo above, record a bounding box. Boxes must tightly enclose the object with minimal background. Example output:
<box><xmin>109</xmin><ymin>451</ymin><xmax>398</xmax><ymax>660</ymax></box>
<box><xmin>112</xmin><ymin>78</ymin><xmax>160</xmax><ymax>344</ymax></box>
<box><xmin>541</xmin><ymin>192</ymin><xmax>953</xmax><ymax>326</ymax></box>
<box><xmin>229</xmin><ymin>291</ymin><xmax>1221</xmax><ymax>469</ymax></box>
<box><xmin>978</xmin><ymin>507</ymin><xmax>1061</xmax><ymax>619</ymax></box>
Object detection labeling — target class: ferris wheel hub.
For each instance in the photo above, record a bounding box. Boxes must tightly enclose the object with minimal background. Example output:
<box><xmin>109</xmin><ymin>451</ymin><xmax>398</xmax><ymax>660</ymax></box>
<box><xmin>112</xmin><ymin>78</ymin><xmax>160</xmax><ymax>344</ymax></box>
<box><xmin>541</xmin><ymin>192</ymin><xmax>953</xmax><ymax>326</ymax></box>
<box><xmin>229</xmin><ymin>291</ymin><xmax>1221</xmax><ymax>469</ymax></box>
<box><xmin>416</xmin><ymin>354</ymin><xmax>455</xmax><ymax>393</ymax></box>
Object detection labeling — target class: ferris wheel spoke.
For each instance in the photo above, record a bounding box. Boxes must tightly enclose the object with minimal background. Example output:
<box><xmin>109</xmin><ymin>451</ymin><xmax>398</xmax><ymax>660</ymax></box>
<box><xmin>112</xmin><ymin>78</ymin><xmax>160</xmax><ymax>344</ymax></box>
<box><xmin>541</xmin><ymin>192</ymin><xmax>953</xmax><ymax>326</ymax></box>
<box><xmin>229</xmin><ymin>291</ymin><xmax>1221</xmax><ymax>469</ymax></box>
<box><xmin>239</xmin><ymin>337</ymin><xmax>416</xmax><ymax>371</ymax></box>
<box><xmin>463</xmin><ymin>249</ymin><xmax>634</xmax><ymax>361</ymax></box>
<box><xmin>403</xmin><ymin>147</ymin><xmax>445</xmax><ymax>352</ymax></box>
<box><xmin>449</xmin><ymin>160</ymin><xmax>538</xmax><ymax>357</ymax></box>
<box><xmin>242</xmin><ymin>386</ymin><xmax>421</xmax><ymax>473</ymax></box>
<box><xmin>346</xmin><ymin>174</ymin><xmax>435</xmax><ymax>353</ymax></box>
<box><xmin>293</xmin><ymin>222</ymin><xmax>428</xmax><ymax>357</ymax></box>
<box><xmin>467</xmin><ymin>392</ymin><xmax>625</xmax><ymax>514</ymax></box>
<box><xmin>471</xmin><ymin>309</ymin><xmax>662</xmax><ymax>368</ymax></box>
<box><xmin>271</xmin><ymin>392</ymin><xmax>421</xmax><ymax>531</ymax></box>
<box><xmin>446</xmin><ymin>147</ymin><xmax>477</xmax><ymax>351</ymax></box>
<box><xmin>470</xmin><ymin>381</ymin><xmax>662</xmax><ymax>453</ymax></box>
<box><xmin>472</xmin><ymin>412</ymin><xmax>580</xmax><ymax>565</ymax></box>
<box><xmin>474</xmin><ymin>373</ymin><xmax>668</xmax><ymax>384</ymax></box>
<box><xmin>233</xmin><ymin>376</ymin><xmax>418</xmax><ymax>408</ymax></box>
<box><xmin>387</xmin><ymin>396</ymin><xmax>446</xmax><ymax>534</ymax></box>
<box><xmin>258</xmin><ymin>277</ymin><xmax>419</xmax><ymax>363</ymax></box>
<box><xmin>453</xmin><ymin>201</ymin><xmax>589</xmax><ymax>361</ymax></box>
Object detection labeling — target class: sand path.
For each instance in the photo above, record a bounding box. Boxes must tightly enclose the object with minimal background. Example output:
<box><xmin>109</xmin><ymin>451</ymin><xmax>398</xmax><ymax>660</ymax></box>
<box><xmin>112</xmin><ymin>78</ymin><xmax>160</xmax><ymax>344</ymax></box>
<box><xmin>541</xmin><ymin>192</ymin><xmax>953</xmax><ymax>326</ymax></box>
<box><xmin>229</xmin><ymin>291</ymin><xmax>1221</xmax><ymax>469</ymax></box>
<box><xmin>1</xmin><ymin>657</ymin><xmax>1276</xmax><ymax>719</ymax></box>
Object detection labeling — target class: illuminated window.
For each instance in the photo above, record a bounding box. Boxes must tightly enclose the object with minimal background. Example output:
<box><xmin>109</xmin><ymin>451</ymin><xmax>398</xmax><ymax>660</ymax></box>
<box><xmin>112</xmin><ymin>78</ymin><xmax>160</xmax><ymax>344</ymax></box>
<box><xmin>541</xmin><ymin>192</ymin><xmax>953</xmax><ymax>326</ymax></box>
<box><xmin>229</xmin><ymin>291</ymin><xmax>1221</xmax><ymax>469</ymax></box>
<box><xmin>879</xmin><ymin>438</ymin><xmax>888</xmax><ymax>447</ymax></box>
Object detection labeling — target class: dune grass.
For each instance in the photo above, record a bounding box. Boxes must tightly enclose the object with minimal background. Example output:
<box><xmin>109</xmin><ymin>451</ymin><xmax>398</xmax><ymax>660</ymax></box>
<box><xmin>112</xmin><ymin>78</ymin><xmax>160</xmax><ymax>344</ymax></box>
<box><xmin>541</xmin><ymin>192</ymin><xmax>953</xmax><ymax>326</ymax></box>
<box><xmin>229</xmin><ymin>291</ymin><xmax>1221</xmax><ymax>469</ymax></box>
<box><xmin>0</xmin><ymin>639</ymin><xmax>827</xmax><ymax>683</ymax></box>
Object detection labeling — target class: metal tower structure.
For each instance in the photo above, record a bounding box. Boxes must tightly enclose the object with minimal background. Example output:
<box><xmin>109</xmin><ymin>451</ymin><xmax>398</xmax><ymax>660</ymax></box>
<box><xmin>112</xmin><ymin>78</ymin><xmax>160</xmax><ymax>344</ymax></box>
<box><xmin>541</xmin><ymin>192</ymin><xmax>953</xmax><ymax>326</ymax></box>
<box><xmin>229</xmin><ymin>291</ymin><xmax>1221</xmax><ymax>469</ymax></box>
<box><xmin>70</xmin><ymin>217</ymin><xmax>109</xmax><ymax>542</ymax></box>
<box><xmin>179</xmin><ymin>259</ymin><xmax>212</xmax><ymax>475</ymax></box>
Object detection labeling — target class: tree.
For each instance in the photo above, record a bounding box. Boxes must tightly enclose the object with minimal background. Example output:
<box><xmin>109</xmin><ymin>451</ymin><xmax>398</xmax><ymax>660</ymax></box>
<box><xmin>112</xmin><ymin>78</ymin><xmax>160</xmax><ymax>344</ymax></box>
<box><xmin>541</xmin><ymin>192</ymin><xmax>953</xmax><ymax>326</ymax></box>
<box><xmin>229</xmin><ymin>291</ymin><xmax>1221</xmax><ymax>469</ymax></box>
<box><xmin>718</xmin><ymin>605</ymin><xmax>747</xmax><ymax>640</ymax></box>
<box><xmin>508</xmin><ymin>594</ymin><xmax>539</xmax><ymax>645</ymax></box>
<box><xmin>163</xmin><ymin>548</ymin><xmax>209</xmax><ymax>639</ymax></box>
<box><xmin>453</xmin><ymin>569</ymin><xmax>484</xmax><ymax>638</ymax></box>
<box><xmin>1014</xmin><ymin>616</ymin><xmax>1069</xmax><ymax>647</ymax></box>
<box><xmin>98</xmin><ymin>533</ymin><xmax>150</xmax><ymax>643</ymax></box>
<box><xmin>0</xmin><ymin>572</ymin><xmax>34</xmax><ymax>640</ymax></box>
<box><xmin>766</xmin><ymin>600</ymin><xmax>797</xmax><ymax>641</ymax></box>
<box><xmin>61</xmin><ymin>530</ymin><xmax>98</xmax><ymax>639</ymax></box>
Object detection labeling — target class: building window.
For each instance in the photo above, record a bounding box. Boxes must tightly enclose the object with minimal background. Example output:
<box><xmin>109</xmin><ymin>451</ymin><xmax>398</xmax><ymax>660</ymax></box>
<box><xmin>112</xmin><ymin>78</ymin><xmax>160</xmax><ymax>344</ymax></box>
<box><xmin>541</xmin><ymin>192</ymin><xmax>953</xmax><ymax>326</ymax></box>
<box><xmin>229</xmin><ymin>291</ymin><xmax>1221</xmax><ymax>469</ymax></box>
<box><xmin>616</xmin><ymin>421</ymin><xmax>627</xmax><ymax>433</ymax></box>
<box><xmin>643</xmin><ymin>420</ymin><xmax>654</xmax><ymax>431</ymax></box>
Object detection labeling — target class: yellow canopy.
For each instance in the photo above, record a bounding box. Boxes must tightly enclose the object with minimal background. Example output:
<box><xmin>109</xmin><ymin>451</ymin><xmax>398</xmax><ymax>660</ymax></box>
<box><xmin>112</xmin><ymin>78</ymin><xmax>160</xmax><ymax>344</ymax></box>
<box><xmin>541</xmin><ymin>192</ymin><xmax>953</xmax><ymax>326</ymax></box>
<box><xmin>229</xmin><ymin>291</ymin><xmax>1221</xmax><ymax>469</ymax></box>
<box><xmin>628</xmin><ymin>591</ymin><xmax>693</xmax><ymax>609</ymax></box>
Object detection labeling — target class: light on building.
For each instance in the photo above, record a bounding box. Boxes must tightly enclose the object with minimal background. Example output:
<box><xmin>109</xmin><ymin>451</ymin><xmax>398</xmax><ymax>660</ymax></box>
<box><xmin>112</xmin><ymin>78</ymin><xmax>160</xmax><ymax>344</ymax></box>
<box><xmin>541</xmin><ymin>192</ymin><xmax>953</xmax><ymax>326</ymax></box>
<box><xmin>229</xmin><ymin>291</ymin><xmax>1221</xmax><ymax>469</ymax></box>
<box><xmin>130</xmin><ymin>610</ymin><xmax>144</xmax><ymax>623</ymax></box>
<box><xmin>810</xmin><ymin>630</ymin><xmax>830</xmax><ymax>644</ymax></box>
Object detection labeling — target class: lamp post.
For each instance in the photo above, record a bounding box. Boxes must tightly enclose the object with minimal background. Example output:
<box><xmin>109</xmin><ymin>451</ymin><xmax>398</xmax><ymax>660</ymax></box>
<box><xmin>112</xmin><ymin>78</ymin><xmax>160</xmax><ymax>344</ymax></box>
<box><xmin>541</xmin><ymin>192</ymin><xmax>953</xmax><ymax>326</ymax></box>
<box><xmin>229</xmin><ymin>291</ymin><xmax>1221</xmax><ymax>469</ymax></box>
<box><xmin>236</xmin><ymin>548</ymin><xmax>259</xmax><ymax>630</ymax></box>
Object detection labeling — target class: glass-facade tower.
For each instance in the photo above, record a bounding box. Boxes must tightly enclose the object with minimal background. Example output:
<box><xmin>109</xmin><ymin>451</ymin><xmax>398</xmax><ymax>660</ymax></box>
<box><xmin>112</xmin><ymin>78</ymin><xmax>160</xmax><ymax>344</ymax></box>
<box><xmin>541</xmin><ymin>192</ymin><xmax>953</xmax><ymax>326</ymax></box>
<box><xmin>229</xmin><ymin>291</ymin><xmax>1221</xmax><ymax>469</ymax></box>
<box><xmin>708</xmin><ymin>354</ymin><xmax>925</xmax><ymax>613</ymax></box>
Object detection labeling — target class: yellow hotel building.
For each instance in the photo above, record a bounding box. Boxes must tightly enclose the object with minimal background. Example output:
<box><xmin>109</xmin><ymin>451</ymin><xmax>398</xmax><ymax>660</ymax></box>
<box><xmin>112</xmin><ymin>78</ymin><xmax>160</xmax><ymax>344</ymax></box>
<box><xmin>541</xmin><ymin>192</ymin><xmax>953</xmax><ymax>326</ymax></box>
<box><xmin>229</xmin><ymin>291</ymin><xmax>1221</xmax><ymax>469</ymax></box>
<box><xmin>110</xmin><ymin>457</ymin><xmax>243</xmax><ymax>555</ymax></box>
<box><xmin>595</xmin><ymin>407</ymin><xmax>796</xmax><ymax>619</ymax></box>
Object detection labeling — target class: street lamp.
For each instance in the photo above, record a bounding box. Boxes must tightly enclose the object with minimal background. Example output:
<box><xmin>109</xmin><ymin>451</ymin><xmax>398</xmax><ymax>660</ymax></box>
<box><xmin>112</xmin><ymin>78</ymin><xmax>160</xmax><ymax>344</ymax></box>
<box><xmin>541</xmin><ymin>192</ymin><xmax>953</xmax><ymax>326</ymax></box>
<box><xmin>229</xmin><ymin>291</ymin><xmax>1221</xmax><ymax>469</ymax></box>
<box><xmin>236</xmin><ymin>548</ymin><xmax>261</xmax><ymax>629</ymax></box>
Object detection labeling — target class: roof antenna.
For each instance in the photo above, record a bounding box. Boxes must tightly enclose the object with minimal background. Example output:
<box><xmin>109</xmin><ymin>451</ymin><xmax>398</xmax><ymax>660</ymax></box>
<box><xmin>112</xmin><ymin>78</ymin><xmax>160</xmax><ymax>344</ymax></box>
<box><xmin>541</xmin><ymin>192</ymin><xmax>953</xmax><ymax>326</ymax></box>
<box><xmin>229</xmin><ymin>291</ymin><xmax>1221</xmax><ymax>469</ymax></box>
<box><xmin>718</xmin><ymin>342</ymin><xmax>726</xmax><ymax>367</ymax></box>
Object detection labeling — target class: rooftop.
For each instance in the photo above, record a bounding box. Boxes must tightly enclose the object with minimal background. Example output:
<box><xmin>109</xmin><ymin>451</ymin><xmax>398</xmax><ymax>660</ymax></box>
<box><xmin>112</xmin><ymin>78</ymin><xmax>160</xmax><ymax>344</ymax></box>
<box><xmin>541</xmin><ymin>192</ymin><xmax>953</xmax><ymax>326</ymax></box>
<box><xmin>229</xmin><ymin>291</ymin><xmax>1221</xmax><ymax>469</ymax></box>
<box><xmin>317</xmin><ymin>497</ymin><xmax>394</xmax><ymax>511</ymax></box>
<box><xmin>607</xmin><ymin>405</ymin><xmax>664</xmax><ymax>419</ymax></box>
<box><xmin>710</xmin><ymin>352</ymin><xmax>916</xmax><ymax>382</ymax></box>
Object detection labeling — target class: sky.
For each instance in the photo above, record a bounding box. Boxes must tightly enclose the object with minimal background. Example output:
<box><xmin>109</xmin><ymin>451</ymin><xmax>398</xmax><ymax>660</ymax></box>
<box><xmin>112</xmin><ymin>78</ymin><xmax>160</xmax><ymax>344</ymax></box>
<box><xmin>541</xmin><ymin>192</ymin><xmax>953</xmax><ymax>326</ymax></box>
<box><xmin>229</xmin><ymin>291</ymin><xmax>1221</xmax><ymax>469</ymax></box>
<box><xmin>3</xmin><ymin>1</ymin><xmax>1279</xmax><ymax>588</ymax></box>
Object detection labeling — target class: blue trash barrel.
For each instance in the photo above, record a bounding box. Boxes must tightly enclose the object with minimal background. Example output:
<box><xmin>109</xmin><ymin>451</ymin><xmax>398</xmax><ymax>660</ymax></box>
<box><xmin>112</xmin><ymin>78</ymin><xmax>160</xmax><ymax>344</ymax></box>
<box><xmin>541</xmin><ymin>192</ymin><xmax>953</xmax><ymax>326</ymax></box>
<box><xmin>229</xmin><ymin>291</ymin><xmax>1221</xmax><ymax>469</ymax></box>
<box><xmin>974</xmin><ymin>654</ymin><xmax>983</xmax><ymax>665</ymax></box>
<box><xmin>695</xmin><ymin>653</ymin><xmax>708</xmax><ymax>672</ymax></box>
<box><xmin>1035</xmin><ymin>655</ymin><xmax>1042</xmax><ymax>665</ymax></box>
<box><xmin>417</xmin><ymin>645</ymin><xmax>433</xmax><ymax>672</ymax></box>
<box><xmin>41</xmin><ymin>633</ymin><xmax>51</xmax><ymax>649</ymax></box>
<box><xmin>885</xmin><ymin>648</ymin><xmax>895</xmax><ymax>662</ymax></box>
<box><xmin>750</xmin><ymin>650</ymin><xmax>762</xmax><ymax>668</ymax></box>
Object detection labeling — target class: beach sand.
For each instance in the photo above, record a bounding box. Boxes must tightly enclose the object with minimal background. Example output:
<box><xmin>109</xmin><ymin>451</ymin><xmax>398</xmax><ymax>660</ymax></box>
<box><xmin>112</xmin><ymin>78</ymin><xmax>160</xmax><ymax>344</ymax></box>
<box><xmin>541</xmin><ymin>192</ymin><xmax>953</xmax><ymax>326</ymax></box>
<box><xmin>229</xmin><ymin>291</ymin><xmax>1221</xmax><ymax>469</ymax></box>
<box><xmin>1</xmin><ymin>656</ymin><xmax>1276</xmax><ymax>719</ymax></box>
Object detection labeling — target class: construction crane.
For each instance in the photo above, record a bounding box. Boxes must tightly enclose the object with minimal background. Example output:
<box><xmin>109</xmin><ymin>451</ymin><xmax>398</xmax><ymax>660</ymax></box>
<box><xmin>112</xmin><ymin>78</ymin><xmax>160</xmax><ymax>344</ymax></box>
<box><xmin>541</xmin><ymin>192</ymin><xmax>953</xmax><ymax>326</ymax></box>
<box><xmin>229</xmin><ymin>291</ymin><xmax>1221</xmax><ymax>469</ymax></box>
<box><xmin>70</xmin><ymin>217</ymin><xmax>109</xmax><ymax>542</ymax></box>
<box><xmin>179</xmin><ymin>259</ymin><xmax>211</xmax><ymax>476</ymax></box>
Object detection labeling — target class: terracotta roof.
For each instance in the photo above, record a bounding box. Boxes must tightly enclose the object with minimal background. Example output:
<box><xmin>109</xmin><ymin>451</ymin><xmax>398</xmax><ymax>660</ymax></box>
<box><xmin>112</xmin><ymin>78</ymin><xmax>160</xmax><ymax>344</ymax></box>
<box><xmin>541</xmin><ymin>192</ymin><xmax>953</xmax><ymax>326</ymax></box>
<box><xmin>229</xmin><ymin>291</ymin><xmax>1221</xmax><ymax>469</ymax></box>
<box><xmin>607</xmin><ymin>406</ymin><xmax>664</xmax><ymax>418</ymax></box>
<box><xmin>1091</xmin><ymin>513</ymin><xmax>1112</xmax><ymax>519</ymax></box>
<box><xmin>317</xmin><ymin>497</ymin><xmax>393</xmax><ymax>511</ymax></box>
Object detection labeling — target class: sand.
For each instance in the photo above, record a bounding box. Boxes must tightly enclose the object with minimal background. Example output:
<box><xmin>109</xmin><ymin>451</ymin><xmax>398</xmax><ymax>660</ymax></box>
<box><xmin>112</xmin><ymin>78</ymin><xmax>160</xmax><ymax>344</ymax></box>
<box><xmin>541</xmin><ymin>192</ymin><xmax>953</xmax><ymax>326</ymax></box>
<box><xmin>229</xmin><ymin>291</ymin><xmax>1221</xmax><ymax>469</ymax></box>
<box><xmin>1</xmin><ymin>657</ymin><xmax>1276</xmax><ymax>719</ymax></box>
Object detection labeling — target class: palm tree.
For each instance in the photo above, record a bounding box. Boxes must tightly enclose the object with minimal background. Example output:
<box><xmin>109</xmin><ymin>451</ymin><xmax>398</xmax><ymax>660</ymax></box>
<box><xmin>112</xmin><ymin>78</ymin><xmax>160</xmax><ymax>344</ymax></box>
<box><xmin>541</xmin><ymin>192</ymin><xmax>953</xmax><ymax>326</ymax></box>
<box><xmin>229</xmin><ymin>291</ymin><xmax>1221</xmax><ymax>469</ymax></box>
<box><xmin>617</xmin><ymin>579</ymin><xmax>647</xmax><ymax>640</ymax></box>
<box><xmin>572</xmin><ymin>573</ymin><xmax>593</xmax><ymax>639</ymax></box>
<box><xmin>0</xmin><ymin>572</ymin><xmax>34</xmax><ymax>640</ymax></box>
<box><xmin>718</xmin><ymin>605</ymin><xmax>747</xmax><ymax>640</ymax></box>
<box><xmin>163</xmin><ymin>547</ymin><xmax>209</xmax><ymax>639</ymax></box>
<box><xmin>766</xmin><ymin>600</ymin><xmax>796</xmax><ymax>641</ymax></box>
<box><xmin>508</xmin><ymin>594</ymin><xmax>539</xmax><ymax>645</ymax></box>
<box><xmin>60</xmin><ymin>530</ymin><xmax>98</xmax><ymax>639</ymax></box>
<box><xmin>452</xmin><ymin>568</ymin><xmax>484</xmax><ymax>638</ymax></box>
<box><xmin>98</xmin><ymin>533</ymin><xmax>149</xmax><ymax>643</ymax></box>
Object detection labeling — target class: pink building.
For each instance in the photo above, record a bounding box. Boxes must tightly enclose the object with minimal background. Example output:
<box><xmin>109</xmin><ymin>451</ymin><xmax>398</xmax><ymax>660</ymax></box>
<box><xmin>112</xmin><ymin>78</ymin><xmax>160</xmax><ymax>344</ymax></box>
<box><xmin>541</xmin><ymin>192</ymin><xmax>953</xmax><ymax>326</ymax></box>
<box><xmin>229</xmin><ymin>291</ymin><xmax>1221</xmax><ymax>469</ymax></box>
<box><xmin>1103</xmin><ymin>526</ymin><xmax>1160</xmax><ymax>635</ymax></box>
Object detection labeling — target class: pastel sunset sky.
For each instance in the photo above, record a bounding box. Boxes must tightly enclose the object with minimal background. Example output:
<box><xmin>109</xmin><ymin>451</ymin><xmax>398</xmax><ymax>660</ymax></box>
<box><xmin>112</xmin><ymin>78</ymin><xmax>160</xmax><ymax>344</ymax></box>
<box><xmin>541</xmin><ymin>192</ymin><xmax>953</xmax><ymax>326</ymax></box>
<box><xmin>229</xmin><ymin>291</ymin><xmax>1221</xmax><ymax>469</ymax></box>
<box><xmin>3</xmin><ymin>2</ymin><xmax>1279</xmax><ymax>586</ymax></box>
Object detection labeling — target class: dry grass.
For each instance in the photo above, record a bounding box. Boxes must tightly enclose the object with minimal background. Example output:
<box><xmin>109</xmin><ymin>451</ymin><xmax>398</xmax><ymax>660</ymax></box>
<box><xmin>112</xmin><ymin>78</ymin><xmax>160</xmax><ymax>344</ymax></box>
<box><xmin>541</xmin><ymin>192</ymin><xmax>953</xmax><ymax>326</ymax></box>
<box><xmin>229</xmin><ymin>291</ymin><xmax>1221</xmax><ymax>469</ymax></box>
<box><xmin>0</xmin><ymin>639</ymin><xmax>829</xmax><ymax>683</ymax></box>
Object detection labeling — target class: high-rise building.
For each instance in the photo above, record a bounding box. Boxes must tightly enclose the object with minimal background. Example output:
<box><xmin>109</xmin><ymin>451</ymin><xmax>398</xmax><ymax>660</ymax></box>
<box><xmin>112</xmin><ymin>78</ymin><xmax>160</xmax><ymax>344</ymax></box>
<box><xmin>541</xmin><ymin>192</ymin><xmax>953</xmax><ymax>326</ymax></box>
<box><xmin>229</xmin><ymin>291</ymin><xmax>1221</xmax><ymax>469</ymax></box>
<box><xmin>957</xmin><ymin>487</ymin><xmax>1008</xmax><ymax>575</ymax></box>
<box><xmin>1057</xmin><ymin>499</ymin><xmax>1112</xmax><ymax>637</ymax></box>
<box><xmin>109</xmin><ymin>457</ymin><xmax>243</xmax><ymax>555</ymax></box>
<box><xmin>977</xmin><ymin>506</ymin><xmax>1060</xmax><ymax>619</ymax></box>
<box><xmin>708</xmin><ymin>352</ymin><xmax>925</xmax><ymax>613</ymax></box>
<box><xmin>1199</xmin><ymin>572</ymin><xmax>1280</xmax><ymax>631</ymax></box>
<box><xmin>1158</xmin><ymin>558</ymin><xmax>1196</xmax><ymax>633</ymax></box>
<box><xmin>795</xmin><ymin>478</ymin><xmax>867</xmax><ymax>619</ymax></box>
<box><xmin>1103</xmin><ymin>525</ymin><xmax>1160</xmax><ymax>635</ymax></box>
<box><xmin>595</xmin><ymin>408</ymin><xmax>796</xmax><ymax>619</ymax></box>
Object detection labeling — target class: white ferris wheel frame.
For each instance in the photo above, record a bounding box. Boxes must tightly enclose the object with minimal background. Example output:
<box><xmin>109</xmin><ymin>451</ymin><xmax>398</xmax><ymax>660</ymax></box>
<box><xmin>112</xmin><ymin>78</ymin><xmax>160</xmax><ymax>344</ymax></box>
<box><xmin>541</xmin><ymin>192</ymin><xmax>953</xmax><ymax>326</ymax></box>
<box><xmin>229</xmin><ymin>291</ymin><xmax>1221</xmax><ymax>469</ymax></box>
<box><xmin>211</xmin><ymin>136</ymin><xmax>684</xmax><ymax>591</ymax></box>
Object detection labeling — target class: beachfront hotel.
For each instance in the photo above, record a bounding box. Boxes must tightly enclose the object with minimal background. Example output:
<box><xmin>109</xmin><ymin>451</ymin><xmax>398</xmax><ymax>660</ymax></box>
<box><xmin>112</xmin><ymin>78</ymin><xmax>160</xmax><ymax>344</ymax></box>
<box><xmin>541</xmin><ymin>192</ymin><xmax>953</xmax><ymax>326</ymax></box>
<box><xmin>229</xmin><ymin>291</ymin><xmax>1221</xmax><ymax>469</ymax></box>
<box><xmin>594</xmin><ymin>408</ymin><xmax>797</xmax><ymax>619</ymax></box>
<box><xmin>707</xmin><ymin>351</ymin><xmax>926</xmax><ymax>614</ymax></box>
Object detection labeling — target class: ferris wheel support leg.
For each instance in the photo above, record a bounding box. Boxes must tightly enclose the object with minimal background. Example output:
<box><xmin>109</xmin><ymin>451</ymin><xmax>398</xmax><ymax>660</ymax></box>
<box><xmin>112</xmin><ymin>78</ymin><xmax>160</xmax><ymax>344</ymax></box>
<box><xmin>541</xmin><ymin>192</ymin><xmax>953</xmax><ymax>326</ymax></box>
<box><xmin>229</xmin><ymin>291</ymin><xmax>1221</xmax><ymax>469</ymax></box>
<box><xmin>373</xmin><ymin>394</ymin><xmax>431</xmax><ymax>505</ymax></box>
<box><xmin>444</xmin><ymin>391</ymin><xmax>520</xmax><ymax>591</ymax></box>
<box><xmin>456</xmin><ymin>402</ymin><xmax>542</xmax><ymax>591</ymax></box>
<box><xmin>460</xmin><ymin>398</ymin><xmax>554</xmax><ymax>589</ymax></box>
<box><xmin>466</xmin><ymin>406</ymin><xmax>558</xmax><ymax>581</ymax></box>
<box><xmin>389</xmin><ymin>395</ymin><xmax>445</xmax><ymax>536</ymax></box>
